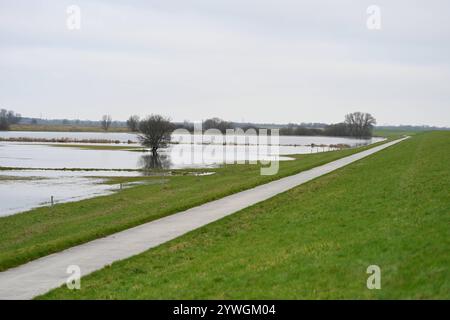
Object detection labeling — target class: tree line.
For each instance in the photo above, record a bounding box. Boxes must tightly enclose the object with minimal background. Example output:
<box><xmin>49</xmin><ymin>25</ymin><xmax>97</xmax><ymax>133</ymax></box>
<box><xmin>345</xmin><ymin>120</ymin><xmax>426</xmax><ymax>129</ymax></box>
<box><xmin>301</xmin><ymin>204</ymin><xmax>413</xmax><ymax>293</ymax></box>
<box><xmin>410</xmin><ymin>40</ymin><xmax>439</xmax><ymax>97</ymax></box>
<box><xmin>1</xmin><ymin>109</ymin><xmax>376</xmax><ymax>153</ymax></box>
<box><xmin>1</xmin><ymin>109</ymin><xmax>375</xmax><ymax>140</ymax></box>
<box><xmin>0</xmin><ymin>109</ymin><xmax>21</xmax><ymax>130</ymax></box>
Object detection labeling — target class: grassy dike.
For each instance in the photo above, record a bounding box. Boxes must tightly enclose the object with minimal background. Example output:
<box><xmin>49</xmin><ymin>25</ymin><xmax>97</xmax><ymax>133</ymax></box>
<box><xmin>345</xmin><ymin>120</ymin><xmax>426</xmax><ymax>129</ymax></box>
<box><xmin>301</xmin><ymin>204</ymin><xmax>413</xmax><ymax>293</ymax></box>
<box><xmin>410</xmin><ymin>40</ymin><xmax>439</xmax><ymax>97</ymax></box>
<box><xmin>39</xmin><ymin>131</ymin><xmax>449</xmax><ymax>299</ymax></box>
<box><xmin>0</xmin><ymin>140</ymin><xmax>394</xmax><ymax>272</ymax></box>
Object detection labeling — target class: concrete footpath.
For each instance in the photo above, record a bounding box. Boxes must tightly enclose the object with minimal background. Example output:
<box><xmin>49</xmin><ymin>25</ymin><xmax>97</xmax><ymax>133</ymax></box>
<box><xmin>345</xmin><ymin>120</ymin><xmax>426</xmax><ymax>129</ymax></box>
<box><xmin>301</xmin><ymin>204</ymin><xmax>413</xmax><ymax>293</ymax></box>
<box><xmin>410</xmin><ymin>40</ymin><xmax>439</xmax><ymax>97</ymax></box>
<box><xmin>0</xmin><ymin>137</ymin><xmax>408</xmax><ymax>299</ymax></box>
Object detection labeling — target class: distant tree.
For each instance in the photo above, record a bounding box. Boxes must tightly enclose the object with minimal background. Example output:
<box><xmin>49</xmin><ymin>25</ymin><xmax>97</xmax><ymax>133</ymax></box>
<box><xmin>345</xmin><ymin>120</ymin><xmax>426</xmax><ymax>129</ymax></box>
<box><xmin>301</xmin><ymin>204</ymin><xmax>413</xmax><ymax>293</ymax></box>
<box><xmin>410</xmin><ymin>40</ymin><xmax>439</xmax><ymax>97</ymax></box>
<box><xmin>202</xmin><ymin>117</ymin><xmax>233</xmax><ymax>133</ymax></box>
<box><xmin>0</xmin><ymin>109</ymin><xmax>21</xmax><ymax>130</ymax></box>
<box><xmin>101</xmin><ymin>115</ymin><xmax>112</xmax><ymax>131</ymax></box>
<box><xmin>31</xmin><ymin>118</ymin><xmax>38</xmax><ymax>125</ymax></box>
<box><xmin>126</xmin><ymin>115</ymin><xmax>140</xmax><ymax>132</ymax></box>
<box><xmin>62</xmin><ymin>119</ymin><xmax>70</xmax><ymax>125</ymax></box>
<box><xmin>138</xmin><ymin>114</ymin><xmax>174</xmax><ymax>155</ymax></box>
<box><xmin>344</xmin><ymin>112</ymin><xmax>376</xmax><ymax>138</ymax></box>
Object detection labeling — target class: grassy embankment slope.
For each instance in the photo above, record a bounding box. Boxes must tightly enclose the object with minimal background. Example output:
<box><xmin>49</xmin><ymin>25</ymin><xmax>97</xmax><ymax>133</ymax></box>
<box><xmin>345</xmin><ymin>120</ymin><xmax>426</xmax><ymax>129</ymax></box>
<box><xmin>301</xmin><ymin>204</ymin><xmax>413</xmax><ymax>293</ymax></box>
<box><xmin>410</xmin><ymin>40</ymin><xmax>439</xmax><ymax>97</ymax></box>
<box><xmin>41</xmin><ymin>131</ymin><xmax>449</xmax><ymax>299</ymax></box>
<box><xmin>0</xmin><ymin>140</ymin><xmax>392</xmax><ymax>272</ymax></box>
<box><xmin>9</xmin><ymin>124</ymin><xmax>129</xmax><ymax>132</ymax></box>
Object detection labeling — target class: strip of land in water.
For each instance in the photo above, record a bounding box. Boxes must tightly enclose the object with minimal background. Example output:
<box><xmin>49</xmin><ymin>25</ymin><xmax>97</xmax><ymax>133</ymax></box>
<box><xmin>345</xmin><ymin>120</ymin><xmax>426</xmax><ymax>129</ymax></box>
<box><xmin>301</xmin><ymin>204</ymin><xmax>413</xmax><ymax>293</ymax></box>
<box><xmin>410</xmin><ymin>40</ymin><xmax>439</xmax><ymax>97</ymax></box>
<box><xmin>38</xmin><ymin>131</ymin><xmax>449</xmax><ymax>299</ymax></box>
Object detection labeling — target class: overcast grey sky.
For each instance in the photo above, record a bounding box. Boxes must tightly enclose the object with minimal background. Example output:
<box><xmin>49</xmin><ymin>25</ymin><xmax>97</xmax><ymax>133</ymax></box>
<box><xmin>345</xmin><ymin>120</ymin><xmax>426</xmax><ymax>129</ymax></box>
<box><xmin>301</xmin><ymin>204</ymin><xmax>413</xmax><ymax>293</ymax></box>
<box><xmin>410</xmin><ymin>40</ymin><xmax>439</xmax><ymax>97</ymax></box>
<box><xmin>1</xmin><ymin>0</ymin><xmax>449</xmax><ymax>126</ymax></box>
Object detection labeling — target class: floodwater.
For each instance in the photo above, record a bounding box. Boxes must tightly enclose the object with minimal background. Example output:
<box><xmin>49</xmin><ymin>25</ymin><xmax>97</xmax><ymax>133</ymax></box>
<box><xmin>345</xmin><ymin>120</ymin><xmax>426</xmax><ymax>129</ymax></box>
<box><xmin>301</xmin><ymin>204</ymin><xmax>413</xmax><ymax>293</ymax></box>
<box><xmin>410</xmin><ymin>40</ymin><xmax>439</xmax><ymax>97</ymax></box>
<box><xmin>0</xmin><ymin>131</ymin><xmax>384</xmax><ymax>216</ymax></box>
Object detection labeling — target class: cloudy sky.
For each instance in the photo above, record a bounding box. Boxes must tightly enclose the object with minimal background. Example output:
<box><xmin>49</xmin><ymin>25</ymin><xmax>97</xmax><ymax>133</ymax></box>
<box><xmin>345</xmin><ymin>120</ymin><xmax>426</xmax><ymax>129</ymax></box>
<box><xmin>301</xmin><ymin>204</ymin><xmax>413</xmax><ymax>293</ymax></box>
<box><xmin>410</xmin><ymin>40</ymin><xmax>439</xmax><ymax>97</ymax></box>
<box><xmin>1</xmin><ymin>0</ymin><xmax>449</xmax><ymax>126</ymax></box>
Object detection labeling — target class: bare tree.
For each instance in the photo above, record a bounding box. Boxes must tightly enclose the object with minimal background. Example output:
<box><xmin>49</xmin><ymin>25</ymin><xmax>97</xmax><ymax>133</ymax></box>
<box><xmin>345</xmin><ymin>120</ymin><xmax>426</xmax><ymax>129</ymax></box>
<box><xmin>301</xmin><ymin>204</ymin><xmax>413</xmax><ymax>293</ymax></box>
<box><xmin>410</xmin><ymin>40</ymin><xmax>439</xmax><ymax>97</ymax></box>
<box><xmin>126</xmin><ymin>115</ymin><xmax>140</xmax><ymax>132</ymax></box>
<box><xmin>344</xmin><ymin>112</ymin><xmax>376</xmax><ymax>138</ymax></box>
<box><xmin>138</xmin><ymin>114</ymin><xmax>173</xmax><ymax>155</ymax></box>
<box><xmin>101</xmin><ymin>115</ymin><xmax>112</xmax><ymax>131</ymax></box>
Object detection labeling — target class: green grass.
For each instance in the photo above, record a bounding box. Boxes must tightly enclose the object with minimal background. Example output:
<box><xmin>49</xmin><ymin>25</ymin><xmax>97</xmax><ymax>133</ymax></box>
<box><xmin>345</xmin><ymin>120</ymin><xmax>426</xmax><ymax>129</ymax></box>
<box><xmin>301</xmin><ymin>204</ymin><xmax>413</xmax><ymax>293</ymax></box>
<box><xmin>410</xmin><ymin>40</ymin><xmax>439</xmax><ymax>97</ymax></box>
<box><xmin>0</xmin><ymin>141</ymin><xmax>392</xmax><ymax>272</ymax></box>
<box><xmin>39</xmin><ymin>131</ymin><xmax>449</xmax><ymax>299</ymax></box>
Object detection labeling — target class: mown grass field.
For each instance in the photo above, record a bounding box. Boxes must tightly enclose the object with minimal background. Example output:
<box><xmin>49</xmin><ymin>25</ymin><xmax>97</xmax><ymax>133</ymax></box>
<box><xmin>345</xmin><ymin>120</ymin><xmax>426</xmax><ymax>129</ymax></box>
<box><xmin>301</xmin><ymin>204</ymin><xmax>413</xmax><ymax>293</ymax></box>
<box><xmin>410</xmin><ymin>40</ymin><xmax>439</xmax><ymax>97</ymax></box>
<box><xmin>0</xmin><ymin>140</ymin><xmax>390</xmax><ymax>271</ymax></box>
<box><xmin>40</xmin><ymin>131</ymin><xmax>449</xmax><ymax>299</ymax></box>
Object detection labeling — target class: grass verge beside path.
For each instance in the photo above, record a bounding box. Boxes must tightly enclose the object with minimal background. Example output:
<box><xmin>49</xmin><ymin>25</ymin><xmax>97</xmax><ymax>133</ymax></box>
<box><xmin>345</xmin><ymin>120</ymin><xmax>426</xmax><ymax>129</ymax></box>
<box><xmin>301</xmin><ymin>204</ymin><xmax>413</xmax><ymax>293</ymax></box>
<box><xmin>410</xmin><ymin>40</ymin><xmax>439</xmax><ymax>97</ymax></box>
<box><xmin>40</xmin><ymin>131</ymin><xmax>449</xmax><ymax>299</ymax></box>
<box><xmin>0</xmin><ymin>139</ymin><xmax>394</xmax><ymax>271</ymax></box>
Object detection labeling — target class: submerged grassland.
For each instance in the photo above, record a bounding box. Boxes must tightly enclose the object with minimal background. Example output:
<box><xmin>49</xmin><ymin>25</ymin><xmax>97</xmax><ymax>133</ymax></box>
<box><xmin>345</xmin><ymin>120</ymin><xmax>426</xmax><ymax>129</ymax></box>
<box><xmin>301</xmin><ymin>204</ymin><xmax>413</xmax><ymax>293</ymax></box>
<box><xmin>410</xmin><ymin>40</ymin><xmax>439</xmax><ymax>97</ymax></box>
<box><xmin>40</xmin><ymin>131</ymin><xmax>449</xmax><ymax>299</ymax></box>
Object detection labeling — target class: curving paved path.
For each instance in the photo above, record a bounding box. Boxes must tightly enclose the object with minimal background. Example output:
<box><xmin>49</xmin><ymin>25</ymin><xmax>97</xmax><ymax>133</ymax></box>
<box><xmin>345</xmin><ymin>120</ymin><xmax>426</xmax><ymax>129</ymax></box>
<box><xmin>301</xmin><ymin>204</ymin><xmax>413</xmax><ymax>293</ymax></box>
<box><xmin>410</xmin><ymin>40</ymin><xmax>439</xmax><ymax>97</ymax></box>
<box><xmin>0</xmin><ymin>137</ymin><xmax>408</xmax><ymax>299</ymax></box>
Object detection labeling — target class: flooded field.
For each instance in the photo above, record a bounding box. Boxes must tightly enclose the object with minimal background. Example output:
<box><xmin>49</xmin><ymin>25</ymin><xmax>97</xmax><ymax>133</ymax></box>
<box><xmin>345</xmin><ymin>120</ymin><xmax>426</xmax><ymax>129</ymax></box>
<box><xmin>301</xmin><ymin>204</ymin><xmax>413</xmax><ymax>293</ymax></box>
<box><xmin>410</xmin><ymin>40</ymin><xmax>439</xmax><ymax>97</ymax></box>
<box><xmin>0</xmin><ymin>142</ymin><xmax>293</xmax><ymax>170</ymax></box>
<box><xmin>0</xmin><ymin>131</ymin><xmax>384</xmax><ymax>216</ymax></box>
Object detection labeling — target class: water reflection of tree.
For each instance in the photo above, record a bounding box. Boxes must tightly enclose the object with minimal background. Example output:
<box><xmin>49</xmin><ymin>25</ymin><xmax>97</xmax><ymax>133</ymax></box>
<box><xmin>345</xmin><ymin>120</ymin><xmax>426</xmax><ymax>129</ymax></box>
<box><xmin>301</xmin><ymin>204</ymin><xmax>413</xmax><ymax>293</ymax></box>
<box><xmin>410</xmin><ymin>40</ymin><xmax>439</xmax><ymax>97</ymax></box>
<box><xmin>139</xmin><ymin>152</ymin><xmax>172</xmax><ymax>170</ymax></box>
